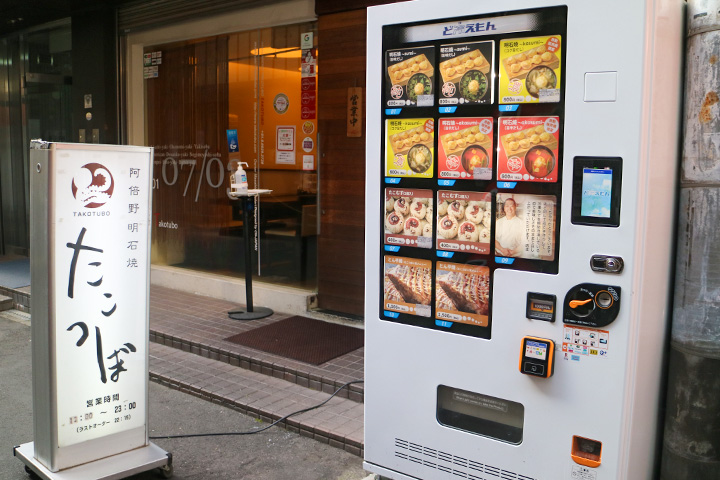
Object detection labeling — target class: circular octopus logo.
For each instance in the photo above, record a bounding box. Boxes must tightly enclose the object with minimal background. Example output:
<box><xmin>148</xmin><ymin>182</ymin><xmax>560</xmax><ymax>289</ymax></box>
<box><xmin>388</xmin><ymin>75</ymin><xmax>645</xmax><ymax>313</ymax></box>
<box><xmin>71</xmin><ymin>163</ymin><xmax>114</xmax><ymax>208</ymax></box>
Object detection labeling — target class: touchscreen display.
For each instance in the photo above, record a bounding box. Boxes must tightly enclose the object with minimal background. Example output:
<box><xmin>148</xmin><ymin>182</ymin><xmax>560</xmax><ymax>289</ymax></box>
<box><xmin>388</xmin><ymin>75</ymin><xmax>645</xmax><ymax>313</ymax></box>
<box><xmin>581</xmin><ymin>168</ymin><xmax>613</xmax><ymax>218</ymax></box>
<box><xmin>525</xmin><ymin>340</ymin><xmax>548</xmax><ymax>360</ymax></box>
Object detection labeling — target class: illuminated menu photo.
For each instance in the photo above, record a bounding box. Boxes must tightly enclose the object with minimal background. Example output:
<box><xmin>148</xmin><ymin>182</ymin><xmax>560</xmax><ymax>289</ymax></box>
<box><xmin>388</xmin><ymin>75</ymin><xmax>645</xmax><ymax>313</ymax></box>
<box><xmin>435</xmin><ymin>262</ymin><xmax>490</xmax><ymax>327</ymax></box>
<box><xmin>495</xmin><ymin>193</ymin><xmax>556</xmax><ymax>261</ymax></box>
<box><xmin>385</xmin><ymin>118</ymin><xmax>435</xmax><ymax>178</ymax></box>
<box><xmin>438</xmin><ymin>40</ymin><xmax>494</xmax><ymax>106</ymax></box>
<box><xmin>438</xmin><ymin>117</ymin><xmax>494</xmax><ymax>181</ymax></box>
<box><xmin>498</xmin><ymin>116</ymin><xmax>560</xmax><ymax>183</ymax></box>
<box><xmin>384</xmin><ymin>256</ymin><xmax>432</xmax><ymax>318</ymax></box>
<box><xmin>437</xmin><ymin>190</ymin><xmax>492</xmax><ymax>255</ymax></box>
<box><xmin>498</xmin><ymin>35</ymin><xmax>563</xmax><ymax>104</ymax></box>
<box><xmin>385</xmin><ymin>188</ymin><xmax>434</xmax><ymax>249</ymax></box>
<box><xmin>385</xmin><ymin>46</ymin><xmax>436</xmax><ymax>107</ymax></box>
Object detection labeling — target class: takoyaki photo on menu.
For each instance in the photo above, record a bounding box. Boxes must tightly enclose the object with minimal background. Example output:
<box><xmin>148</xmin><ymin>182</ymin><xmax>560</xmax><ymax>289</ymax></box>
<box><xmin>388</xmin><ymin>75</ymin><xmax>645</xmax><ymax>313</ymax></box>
<box><xmin>436</xmin><ymin>190</ymin><xmax>492</xmax><ymax>255</ymax></box>
<box><xmin>385</xmin><ymin>188</ymin><xmax>434</xmax><ymax>249</ymax></box>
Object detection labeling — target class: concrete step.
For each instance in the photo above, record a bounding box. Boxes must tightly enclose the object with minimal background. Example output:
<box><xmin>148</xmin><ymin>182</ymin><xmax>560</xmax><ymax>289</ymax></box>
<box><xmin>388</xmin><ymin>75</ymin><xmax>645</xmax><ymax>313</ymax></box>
<box><xmin>149</xmin><ymin>285</ymin><xmax>365</xmax><ymax>404</ymax></box>
<box><xmin>150</xmin><ymin>329</ymin><xmax>365</xmax><ymax>403</ymax></box>
<box><xmin>0</xmin><ymin>295</ymin><xmax>13</xmax><ymax>311</ymax></box>
<box><xmin>149</xmin><ymin>342</ymin><xmax>365</xmax><ymax>457</ymax></box>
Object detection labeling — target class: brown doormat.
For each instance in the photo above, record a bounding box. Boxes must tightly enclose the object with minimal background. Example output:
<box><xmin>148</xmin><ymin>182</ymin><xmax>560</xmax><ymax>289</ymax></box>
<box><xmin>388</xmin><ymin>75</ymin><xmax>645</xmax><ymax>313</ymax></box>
<box><xmin>224</xmin><ymin>316</ymin><xmax>364</xmax><ymax>365</ymax></box>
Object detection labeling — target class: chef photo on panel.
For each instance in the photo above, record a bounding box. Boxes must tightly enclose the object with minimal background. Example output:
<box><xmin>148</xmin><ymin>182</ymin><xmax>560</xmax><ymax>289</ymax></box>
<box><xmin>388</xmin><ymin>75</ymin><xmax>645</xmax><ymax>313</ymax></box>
<box><xmin>495</xmin><ymin>193</ymin><xmax>557</xmax><ymax>261</ymax></box>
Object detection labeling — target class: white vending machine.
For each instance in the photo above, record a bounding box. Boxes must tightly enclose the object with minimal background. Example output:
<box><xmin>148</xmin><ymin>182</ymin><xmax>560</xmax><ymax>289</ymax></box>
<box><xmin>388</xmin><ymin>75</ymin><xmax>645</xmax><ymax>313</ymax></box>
<box><xmin>364</xmin><ymin>1</ymin><xmax>684</xmax><ymax>479</ymax></box>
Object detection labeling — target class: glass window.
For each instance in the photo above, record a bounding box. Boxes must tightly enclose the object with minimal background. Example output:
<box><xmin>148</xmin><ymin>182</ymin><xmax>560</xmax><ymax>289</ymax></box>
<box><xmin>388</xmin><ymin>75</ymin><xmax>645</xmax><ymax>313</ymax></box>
<box><xmin>145</xmin><ymin>22</ymin><xmax>318</xmax><ymax>289</ymax></box>
<box><xmin>0</xmin><ymin>20</ymin><xmax>72</xmax><ymax>255</ymax></box>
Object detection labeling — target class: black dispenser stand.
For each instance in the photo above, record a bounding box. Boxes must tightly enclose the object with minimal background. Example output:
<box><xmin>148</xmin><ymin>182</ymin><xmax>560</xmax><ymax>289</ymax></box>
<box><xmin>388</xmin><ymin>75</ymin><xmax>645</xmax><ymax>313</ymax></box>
<box><xmin>228</xmin><ymin>190</ymin><xmax>273</xmax><ymax>320</ymax></box>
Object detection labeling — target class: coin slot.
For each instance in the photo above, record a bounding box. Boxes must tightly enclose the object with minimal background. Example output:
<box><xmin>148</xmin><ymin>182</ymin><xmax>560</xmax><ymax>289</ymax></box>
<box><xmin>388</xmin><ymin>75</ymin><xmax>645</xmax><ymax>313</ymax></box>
<box><xmin>596</xmin><ymin>291</ymin><xmax>613</xmax><ymax>309</ymax></box>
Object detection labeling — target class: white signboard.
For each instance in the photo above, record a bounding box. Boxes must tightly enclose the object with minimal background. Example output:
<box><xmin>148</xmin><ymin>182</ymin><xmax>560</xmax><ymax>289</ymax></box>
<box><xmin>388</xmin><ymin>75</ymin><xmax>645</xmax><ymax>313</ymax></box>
<box><xmin>52</xmin><ymin>147</ymin><xmax>150</xmax><ymax>448</ymax></box>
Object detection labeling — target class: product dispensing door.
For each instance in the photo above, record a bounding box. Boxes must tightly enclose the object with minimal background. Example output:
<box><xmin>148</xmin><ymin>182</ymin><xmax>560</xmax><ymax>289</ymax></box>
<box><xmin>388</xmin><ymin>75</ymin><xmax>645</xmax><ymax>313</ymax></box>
<box><xmin>363</xmin><ymin>1</ymin><xmax>683</xmax><ymax>479</ymax></box>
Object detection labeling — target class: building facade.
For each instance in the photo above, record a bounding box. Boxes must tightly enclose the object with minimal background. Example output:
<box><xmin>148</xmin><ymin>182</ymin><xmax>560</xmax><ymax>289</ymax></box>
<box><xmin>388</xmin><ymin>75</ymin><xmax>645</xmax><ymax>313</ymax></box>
<box><xmin>0</xmin><ymin>0</ymin><xmax>396</xmax><ymax>316</ymax></box>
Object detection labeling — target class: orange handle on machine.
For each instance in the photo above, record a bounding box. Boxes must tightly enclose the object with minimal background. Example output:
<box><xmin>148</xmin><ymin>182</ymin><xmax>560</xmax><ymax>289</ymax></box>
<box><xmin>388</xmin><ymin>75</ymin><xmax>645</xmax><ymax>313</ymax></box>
<box><xmin>569</xmin><ymin>298</ymin><xmax>593</xmax><ymax>309</ymax></box>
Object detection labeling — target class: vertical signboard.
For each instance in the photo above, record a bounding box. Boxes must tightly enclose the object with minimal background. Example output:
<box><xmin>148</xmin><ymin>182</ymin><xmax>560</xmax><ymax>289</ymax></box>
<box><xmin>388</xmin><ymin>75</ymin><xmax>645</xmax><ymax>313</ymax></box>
<box><xmin>29</xmin><ymin>143</ymin><xmax>159</xmax><ymax>473</ymax></box>
<box><xmin>55</xmin><ymin>148</ymin><xmax>150</xmax><ymax>448</ymax></box>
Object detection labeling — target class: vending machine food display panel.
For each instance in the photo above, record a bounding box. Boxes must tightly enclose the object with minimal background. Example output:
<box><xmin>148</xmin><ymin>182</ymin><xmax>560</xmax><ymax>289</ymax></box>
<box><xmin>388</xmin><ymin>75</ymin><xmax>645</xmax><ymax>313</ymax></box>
<box><xmin>379</xmin><ymin>5</ymin><xmax>566</xmax><ymax>341</ymax></box>
<box><xmin>364</xmin><ymin>1</ymin><xmax>683</xmax><ymax>479</ymax></box>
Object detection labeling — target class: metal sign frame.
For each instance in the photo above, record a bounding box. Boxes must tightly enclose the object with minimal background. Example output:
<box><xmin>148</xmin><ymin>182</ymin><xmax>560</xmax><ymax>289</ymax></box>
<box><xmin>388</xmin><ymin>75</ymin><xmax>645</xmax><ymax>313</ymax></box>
<box><xmin>16</xmin><ymin>142</ymin><xmax>170</xmax><ymax>479</ymax></box>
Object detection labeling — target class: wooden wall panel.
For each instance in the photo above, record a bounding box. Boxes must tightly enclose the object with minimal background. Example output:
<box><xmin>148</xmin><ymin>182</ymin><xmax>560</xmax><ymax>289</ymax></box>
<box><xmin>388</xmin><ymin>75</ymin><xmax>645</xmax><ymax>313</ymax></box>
<box><xmin>317</xmin><ymin>9</ymin><xmax>368</xmax><ymax>315</ymax></box>
<box><xmin>316</xmin><ymin>0</ymin><xmax>407</xmax><ymax>16</ymax></box>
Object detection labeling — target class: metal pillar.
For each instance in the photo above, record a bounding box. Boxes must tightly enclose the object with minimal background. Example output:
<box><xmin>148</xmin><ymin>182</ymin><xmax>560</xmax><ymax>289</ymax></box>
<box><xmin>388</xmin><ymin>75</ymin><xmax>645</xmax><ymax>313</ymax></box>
<box><xmin>661</xmin><ymin>1</ymin><xmax>720</xmax><ymax>477</ymax></box>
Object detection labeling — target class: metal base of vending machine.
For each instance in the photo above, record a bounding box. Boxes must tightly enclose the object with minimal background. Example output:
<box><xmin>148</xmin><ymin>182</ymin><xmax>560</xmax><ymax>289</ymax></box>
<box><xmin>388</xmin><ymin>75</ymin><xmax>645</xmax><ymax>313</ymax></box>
<box><xmin>14</xmin><ymin>442</ymin><xmax>172</xmax><ymax>480</ymax></box>
<box><xmin>363</xmin><ymin>462</ymin><xmax>414</xmax><ymax>480</ymax></box>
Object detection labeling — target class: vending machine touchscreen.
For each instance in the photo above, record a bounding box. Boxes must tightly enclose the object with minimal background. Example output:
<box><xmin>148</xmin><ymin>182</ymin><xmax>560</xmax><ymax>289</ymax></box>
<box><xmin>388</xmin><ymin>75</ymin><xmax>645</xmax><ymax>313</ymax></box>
<box><xmin>365</xmin><ymin>1</ymin><xmax>682</xmax><ymax>480</ymax></box>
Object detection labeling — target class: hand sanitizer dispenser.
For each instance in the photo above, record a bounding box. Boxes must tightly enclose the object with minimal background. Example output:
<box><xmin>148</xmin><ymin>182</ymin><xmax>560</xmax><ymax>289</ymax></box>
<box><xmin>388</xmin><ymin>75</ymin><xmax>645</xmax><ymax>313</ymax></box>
<box><xmin>230</xmin><ymin>161</ymin><xmax>248</xmax><ymax>195</ymax></box>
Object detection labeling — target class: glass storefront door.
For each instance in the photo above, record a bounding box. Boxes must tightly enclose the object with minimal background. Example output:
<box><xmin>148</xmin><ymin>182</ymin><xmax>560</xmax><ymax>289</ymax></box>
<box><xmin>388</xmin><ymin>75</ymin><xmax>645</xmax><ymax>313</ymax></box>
<box><xmin>0</xmin><ymin>20</ymin><xmax>72</xmax><ymax>256</ymax></box>
<box><xmin>144</xmin><ymin>21</ymin><xmax>318</xmax><ymax>289</ymax></box>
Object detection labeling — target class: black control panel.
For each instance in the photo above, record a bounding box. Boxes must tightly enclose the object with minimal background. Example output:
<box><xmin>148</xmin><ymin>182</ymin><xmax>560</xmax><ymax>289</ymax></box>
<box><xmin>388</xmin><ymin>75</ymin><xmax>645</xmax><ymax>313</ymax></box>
<box><xmin>563</xmin><ymin>283</ymin><xmax>621</xmax><ymax>328</ymax></box>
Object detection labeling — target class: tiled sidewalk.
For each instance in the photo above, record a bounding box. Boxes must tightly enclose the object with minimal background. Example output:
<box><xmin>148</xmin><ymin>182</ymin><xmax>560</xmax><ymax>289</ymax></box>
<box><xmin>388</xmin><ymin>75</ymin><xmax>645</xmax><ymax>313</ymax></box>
<box><xmin>148</xmin><ymin>285</ymin><xmax>366</xmax><ymax>455</ymax></box>
<box><xmin>0</xmin><ymin>281</ymin><xmax>366</xmax><ymax>455</ymax></box>
<box><xmin>150</xmin><ymin>343</ymin><xmax>365</xmax><ymax>455</ymax></box>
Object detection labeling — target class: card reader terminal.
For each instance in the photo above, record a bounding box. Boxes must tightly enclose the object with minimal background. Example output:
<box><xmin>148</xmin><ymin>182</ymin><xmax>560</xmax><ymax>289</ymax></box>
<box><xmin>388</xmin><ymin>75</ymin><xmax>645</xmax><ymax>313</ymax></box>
<box><xmin>519</xmin><ymin>337</ymin><xmax>555</xmax><ymax>378</ymax></box>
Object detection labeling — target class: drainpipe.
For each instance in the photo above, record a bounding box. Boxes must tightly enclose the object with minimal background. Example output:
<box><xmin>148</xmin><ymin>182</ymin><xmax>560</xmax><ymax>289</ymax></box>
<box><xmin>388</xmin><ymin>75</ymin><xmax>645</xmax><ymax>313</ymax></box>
<box><xmin>660</xmin><ymin>1</ymin><xmax>720</xmax><ymax>478</ymax></box>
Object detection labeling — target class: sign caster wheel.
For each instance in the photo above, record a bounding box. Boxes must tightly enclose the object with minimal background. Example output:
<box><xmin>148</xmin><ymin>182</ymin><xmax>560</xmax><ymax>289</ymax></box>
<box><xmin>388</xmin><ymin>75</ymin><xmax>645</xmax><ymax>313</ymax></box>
<box><xmin>24</xmin><ymin>465</ymin><xmax>39</xmax><ymax>479</ymax></box>
<box><xmin>157</xmin><ymin>464</ymin><xmax>174</xmax><ymax>478</ymax></box>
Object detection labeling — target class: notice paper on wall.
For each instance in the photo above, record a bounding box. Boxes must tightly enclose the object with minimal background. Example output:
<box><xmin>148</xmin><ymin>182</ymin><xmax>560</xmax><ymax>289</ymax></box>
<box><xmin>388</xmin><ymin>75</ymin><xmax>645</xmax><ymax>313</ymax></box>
<box><xmin>276</xmin><ymin>126</ymin><xmax>296</xmax><ymax>165</ymax></box>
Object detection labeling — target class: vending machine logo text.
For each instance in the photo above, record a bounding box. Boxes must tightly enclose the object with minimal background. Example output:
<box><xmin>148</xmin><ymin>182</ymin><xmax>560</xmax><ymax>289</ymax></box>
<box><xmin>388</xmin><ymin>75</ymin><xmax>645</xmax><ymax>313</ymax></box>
<box><xmin>72</xmin><ymin>163</ymin><xmax>115</xmax><ymax>208</ymax></box>
<box><xmin>443</xmin><ymin>22</ymin><xmax>497</xmax><ymax>36</ymax></box>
